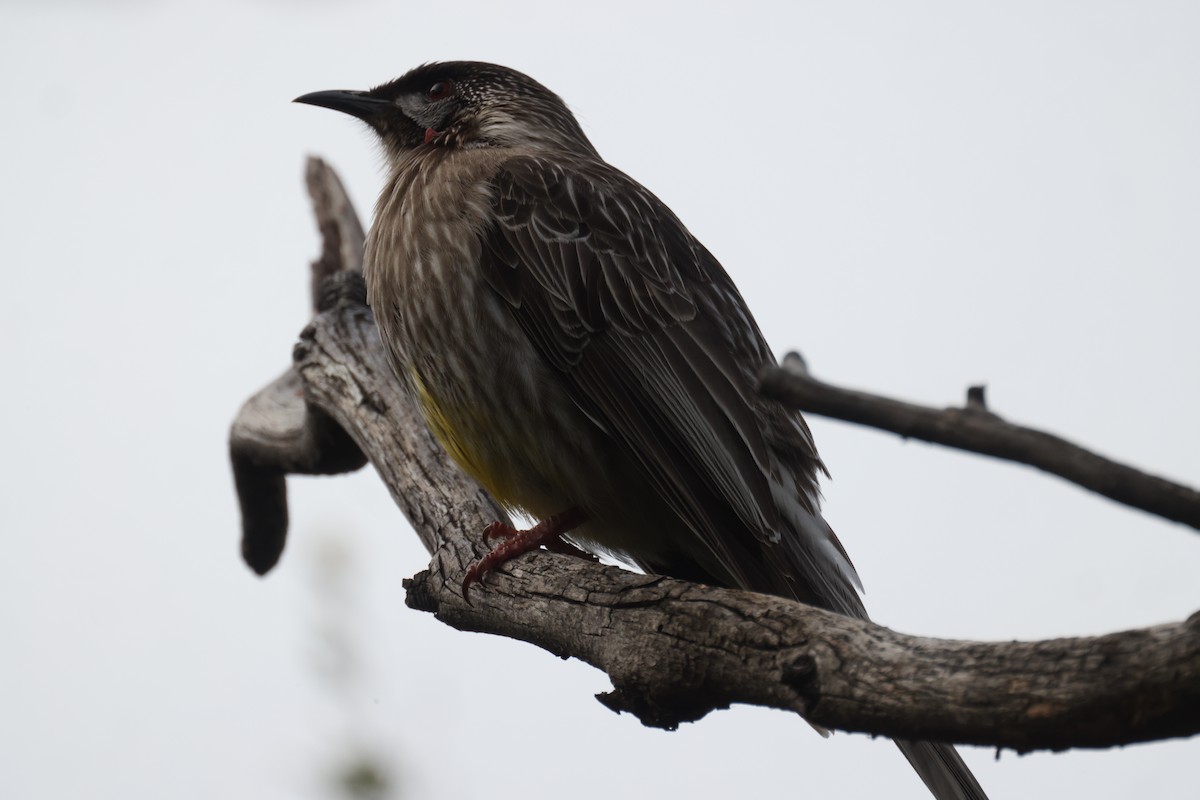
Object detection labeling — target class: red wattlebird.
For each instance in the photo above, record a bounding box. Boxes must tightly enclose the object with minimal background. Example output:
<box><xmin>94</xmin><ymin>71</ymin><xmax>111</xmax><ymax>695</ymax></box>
<box><xmin>296</xmin><ymin>61</ymin><xmax>988</xmax><ymax>800</ymax></box>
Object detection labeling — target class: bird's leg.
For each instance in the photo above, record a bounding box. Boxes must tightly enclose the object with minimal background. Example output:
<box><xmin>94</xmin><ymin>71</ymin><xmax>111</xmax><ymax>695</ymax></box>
<box><xmin>462</xmin><ymin>507</ymin><xmax>588</xmax><ymax>599</ymax></box>
<box><xmin>477</xmin><ymin>515</ymin><xmax>590</xmax><ymax>554</ymax></box>
<box><xmin>484</xmin><ymin>519</ymin><xmax>597</xmax><ymax>559</ymax></box>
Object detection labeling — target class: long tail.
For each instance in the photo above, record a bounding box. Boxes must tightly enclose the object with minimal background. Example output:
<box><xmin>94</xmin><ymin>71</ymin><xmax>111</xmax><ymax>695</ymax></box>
<box><xmin>770</xmin><ymin>506</ymin><xmax>990</xmax><ymax>799</ymax></box>
<box><xmin>895</xmin><ymin>739</ymin><xmax>989</xmax><ymax>800</ymax></box>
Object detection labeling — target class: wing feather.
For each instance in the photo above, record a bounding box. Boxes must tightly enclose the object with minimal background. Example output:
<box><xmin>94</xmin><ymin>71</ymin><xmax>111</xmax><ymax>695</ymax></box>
<box><xmin>480</xmin><ymin>154</ymin><xmax>861</xmax><ymax>611</ymax></box>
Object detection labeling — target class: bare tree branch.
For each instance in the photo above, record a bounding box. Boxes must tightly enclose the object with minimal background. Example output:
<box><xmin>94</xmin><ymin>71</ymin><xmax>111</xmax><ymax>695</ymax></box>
<box><xmin>228</xmin><ymin>157</ymin><xmax>369</xmax><ymax>574</ymax></box>
<box><xmin>760</xmin><ymin>353</ymin><xmax>1200</xmax><ymax>532</ymax></box>
<box><xmin>305</xmin><ymin>155</ymin><xmax>366</xmax><ymax>306</ymax></box>
<box><xmin>405</xmin><ymin>551</ymin><xmax>1200</xmax><ymax>752</ymax></box>
<box><xmin>229</xmin><ymin>158</ymin><xmax>1200</xmax><ymax>753</ymax></box>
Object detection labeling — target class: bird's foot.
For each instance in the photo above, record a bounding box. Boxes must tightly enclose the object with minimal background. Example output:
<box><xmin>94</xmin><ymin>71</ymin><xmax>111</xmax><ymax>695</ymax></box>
<box><xmin>462</xmin><ymin>507</ymin><xmax>588</xmax><ymax>600</ymax></box>
<box><xmin>482</xmin><ymin>518</ymin><xmax>594</xmax><ymax>558</ymax></box>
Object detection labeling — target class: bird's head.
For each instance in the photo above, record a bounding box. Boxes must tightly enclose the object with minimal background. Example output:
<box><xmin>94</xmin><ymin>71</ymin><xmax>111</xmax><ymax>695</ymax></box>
<box><xmin>295</xmin><ymin>61</ymin><xmax>598</xmax><ymax>164</ymax></box>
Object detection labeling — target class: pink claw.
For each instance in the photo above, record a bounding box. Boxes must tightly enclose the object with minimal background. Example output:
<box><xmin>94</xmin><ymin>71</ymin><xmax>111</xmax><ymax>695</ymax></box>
<box><xmin>461</xmin><ymin>507</ymin><xmax>588</xmax><ymax>600</ymax></box>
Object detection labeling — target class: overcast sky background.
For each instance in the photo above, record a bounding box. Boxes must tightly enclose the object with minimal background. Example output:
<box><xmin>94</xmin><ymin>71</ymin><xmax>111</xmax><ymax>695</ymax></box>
<box><xmin>3</xmin><ymin>2</ymin><xmax>1198</xmax><ymax>798</ymax></box>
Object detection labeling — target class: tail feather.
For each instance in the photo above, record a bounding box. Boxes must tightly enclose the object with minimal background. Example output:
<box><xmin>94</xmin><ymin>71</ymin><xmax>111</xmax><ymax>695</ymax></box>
<box><xmin>895</xmin><ymin>739</ymin><xmax>989</xmax><ymax>800</ymax></box>
<box><xmin>772</xmin><ymin>511</ymin><xmax>990</xmax><ymax>799</ymax></box>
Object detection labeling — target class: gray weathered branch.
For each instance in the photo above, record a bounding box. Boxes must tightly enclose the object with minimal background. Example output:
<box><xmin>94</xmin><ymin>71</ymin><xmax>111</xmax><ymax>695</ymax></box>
<box><xmin>760</xmin><ymin>354</ymin><xmax>1200</xmax><ymax>532</ymax></box>
<box><xmin>228</xmin><ymin>158</ymin><xmax>370</xmax><ymax>574</ymax></box>
<box><xmin>228</xmin><ymin>157</ymin><xmax>1200</xmax><ymax>753</ymax></box>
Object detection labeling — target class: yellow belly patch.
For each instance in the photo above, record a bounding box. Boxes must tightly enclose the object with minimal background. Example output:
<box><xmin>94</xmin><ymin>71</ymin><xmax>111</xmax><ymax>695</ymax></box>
<box><xmin>409</xmin><ymin>367</ymin><xmax>517</xmax><ymax>506</ymax></box>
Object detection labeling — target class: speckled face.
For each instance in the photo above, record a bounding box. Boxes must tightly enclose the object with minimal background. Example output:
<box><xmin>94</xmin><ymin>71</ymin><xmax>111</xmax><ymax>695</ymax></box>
<box><xmin>359</xmin><ymin>61</ymin><xmax>600</xmax><ymax>158</ymax></box>
<box><xmin>296</xmin><ymin>61</ymin><xmax>600</xmax><ymax>163</ymax></box>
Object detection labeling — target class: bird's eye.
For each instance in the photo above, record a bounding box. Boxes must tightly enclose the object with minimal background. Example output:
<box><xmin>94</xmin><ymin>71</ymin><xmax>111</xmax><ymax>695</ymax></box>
<box><xmin>427</xmin><ymin>81</ymin><xmax>453</xmax><ymax>102</ymax></box>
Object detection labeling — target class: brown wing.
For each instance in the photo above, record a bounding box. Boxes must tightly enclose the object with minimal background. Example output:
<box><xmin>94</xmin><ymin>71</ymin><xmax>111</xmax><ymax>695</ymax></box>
<box><xmin>480</xmin><ymin>154</ymin><xmax>863</xmax><ymax>613</ymax></box>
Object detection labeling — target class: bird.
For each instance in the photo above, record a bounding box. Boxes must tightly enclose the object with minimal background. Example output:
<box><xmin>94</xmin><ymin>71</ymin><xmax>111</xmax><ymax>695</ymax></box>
<box><xmin>295</xmin><ymin>61</ymin><xmax>988</xmax><ymax>800</ymax></box>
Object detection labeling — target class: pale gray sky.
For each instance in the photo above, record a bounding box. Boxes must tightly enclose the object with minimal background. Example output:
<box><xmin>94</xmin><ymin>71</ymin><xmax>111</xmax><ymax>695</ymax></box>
<box><xmin>2</xmin><ymin>2</ymin><xmax>1198</xmax><ymax>798</ymax></box>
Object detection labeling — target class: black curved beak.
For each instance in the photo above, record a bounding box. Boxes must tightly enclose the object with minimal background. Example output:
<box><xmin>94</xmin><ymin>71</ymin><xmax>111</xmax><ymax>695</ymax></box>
<box><xmin>293</xmin><ymin>90</ymin><xmax>390</xmax><ymax>122</ymax></box>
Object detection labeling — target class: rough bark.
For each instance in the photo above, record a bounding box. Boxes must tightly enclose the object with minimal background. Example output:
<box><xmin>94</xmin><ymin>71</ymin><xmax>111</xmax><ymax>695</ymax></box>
<box><xmin>229</xmin><ymin>157</ymin><xmax>1200</xmax><ymax>753</ymax></box>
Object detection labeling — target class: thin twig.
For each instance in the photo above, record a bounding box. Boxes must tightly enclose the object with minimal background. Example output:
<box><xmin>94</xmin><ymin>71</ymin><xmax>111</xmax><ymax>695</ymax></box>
<box><xmin>759</xmin><ymin>353</ymin><xmax>1200</xmax><ymax>532</ymax></box>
